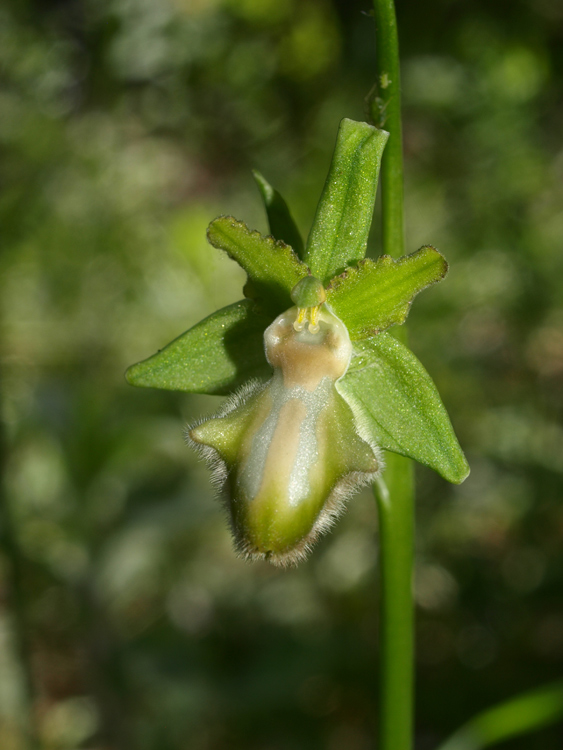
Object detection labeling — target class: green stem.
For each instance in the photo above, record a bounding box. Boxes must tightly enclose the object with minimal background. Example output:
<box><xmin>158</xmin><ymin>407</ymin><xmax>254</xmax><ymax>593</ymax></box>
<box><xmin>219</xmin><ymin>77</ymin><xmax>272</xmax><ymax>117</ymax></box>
<box><xmin>371</xmin><ymin>0</ymin><xmax>405</xmax><ymax>259</ymax></box>
<box><xmin>374</xmin><ymin>455</ymin><xmax>414</xmax><ymax>750</ymax></box>
<box><xmin>371</xmin><ymin>2</ymin><xmax>415</xmax><ymax>750</ymax></box>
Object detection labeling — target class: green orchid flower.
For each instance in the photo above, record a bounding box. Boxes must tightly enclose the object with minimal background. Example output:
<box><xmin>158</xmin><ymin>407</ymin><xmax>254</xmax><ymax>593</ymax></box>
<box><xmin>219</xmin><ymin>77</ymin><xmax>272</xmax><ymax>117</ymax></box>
<box><xmin>126</xmin><ymin>118</ymin><xmax>469</xmax><ymax>566</ymax></box>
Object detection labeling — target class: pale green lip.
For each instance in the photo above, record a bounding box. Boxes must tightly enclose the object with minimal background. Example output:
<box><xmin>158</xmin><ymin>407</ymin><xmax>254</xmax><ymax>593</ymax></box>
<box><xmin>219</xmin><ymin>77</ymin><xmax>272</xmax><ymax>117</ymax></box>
<box><xmin>190</xmin><ymin>304</ymin><xmax>380</xmax><ymax>566</ymax></box>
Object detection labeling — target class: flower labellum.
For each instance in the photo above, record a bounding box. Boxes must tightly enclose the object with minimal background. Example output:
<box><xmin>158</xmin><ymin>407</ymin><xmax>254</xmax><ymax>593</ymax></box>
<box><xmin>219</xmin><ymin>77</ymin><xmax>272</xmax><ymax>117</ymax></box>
<box><xmin>189</xmin><ymin>276</ymin><xmax>381</xmax><ymax>566</ymax></box>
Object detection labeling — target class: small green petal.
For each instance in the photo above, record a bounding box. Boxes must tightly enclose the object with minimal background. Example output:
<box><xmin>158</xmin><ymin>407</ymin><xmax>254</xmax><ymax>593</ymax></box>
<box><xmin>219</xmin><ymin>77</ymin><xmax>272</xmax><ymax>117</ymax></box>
<box><xmin>252</xmin><ymin>169</ymin><xmax>305</xmax><ymax>258</ymax></box>
<box><xmin>338</xmin><ymin>333</ymin><xmax>469</xmax><ymax>484</ymax></box>
<box><xmin>304</xmin><ymin>118</ymin><xmax>389</xmax><ymax>284</ymax></box>
<box><xmin>207</xmin><ymin>216</ymin><xmax>310</xmax><ymax>317</ymax></box>
<box><xmin>125</xmin><ymin>300</ymin><xmax>272</xmax><ymax>396</ymax></box>
<box><xmin>326</xmin><ymin>246</ymin><xmax>448</xmax><ymax>340</ymax></box>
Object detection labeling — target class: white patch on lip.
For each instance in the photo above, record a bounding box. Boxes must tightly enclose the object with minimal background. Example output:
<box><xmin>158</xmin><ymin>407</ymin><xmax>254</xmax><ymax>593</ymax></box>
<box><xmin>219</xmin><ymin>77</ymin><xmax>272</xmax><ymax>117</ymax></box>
<box><xmin>286</xmin><ymin>378</ymin><xmax>331</xmax><ymax>505</ymax></box>
<box><xmin>238</xmin><ymin>304</ymin><xmax>353</xmax><ymax>510</ymax></box>
<box><xmin>239</xmin><ymin>373</ymin><xmax>333</xmax><ymax>507</ymax></box>
<box><xmin>237</xmin><ymin>373</ymin><xmax>285</xmax><ymax>502</ymax></box>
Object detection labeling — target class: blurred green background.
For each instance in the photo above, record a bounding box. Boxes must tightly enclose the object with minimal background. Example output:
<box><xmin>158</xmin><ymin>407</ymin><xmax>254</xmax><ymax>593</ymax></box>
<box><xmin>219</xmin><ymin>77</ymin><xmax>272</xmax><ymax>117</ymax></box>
<box><xmin>1</xmin><ymin>0</ymin><xmax>562</xmax><ymax>748</ymax></box>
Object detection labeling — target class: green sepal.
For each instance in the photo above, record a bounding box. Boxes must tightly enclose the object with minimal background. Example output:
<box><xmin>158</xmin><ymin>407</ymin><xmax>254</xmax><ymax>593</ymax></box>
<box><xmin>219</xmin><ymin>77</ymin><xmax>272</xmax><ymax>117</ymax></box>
<box><xmin>303</xmin><ymin>118</ymin><xmax>389</xmax><ymax>284</ymax></box>
<box><xmin>326</xmin><ymin>246</ymin><xmax>448</xmax><ymax>340</ymax></box>
<box><xmin>252</xmin><ymin>170</ymin><xmax>304</xmax><ymax>258</ymax></box>
<box><xmin>338</xmin><ymin>333</ymin><xmax>469</xmax><ymax>484</ymax></box>
<box><xmin>125</xmin><ymin>300</ymin><xmax>272</xmax><ymax>396</ymax></box>
<box><xmin>207</xmin><ymin>216</ymin><xmax>310</xmax><ymax>317</ymax></box>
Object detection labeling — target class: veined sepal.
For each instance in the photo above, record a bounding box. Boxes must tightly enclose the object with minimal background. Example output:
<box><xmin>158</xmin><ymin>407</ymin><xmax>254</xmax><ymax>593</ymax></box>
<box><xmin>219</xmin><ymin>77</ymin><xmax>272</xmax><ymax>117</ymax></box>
<box><xmin>188</xmin><ymin>299</ymin><xmax>382</xmax><ymax>566</ymax></box>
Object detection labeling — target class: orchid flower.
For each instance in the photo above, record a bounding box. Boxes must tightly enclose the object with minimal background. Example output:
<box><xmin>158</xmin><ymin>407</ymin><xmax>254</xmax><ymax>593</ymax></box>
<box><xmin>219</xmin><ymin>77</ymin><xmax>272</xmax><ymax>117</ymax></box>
<box><xmin>126</xmin><ymin>118</ymin><xmax>469</xmax><ymax>566</ymax></box>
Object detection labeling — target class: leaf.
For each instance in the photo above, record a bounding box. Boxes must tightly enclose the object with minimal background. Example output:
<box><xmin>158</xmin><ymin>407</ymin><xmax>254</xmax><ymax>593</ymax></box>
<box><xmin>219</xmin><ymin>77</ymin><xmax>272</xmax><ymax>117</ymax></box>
<box><xmin>337</xmin><ymin>333</ymin><xmax>469</xmax><ymax>484</ymax></box>
<box><xmin>435</xmin><ymin>680</ymin><xmax>563</xmax><ymax>750</ymax></box>
<box><xmin>207</xmin><ymin>216</ymin><xmax>309</xmax><ymax>318</ymax></box>
<box><xmin>125</xmin><ymin>300</ymin><xmax>272</xmax><ymax>396</ymax></box>
<box><xmin>326</xmin><ymin>246</ymin><xmax>448</xmax><ymax>340</ymax></box>
<box><xmin>303</xmin><ymin>118</ymin><xmax>389</xmax><ymax>284</ymax></box>
<box><xmin>252</xmin><ymin>169</ymin><xmax>304</xmax><ymax>258</ymax></box>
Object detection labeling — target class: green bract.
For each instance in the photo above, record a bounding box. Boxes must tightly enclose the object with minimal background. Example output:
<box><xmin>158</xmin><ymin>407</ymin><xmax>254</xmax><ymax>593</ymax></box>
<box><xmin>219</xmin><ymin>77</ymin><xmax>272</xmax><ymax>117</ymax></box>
<box><xmin>126</xmin><ymin>117</ymin><xmax>469</xmax><ymax>564</ymax></box>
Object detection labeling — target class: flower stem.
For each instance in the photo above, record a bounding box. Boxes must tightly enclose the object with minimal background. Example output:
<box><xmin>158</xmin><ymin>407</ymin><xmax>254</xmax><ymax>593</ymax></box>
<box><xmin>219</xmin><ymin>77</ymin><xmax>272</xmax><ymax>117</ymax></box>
<box><xmin>371</xmin><ymin>2</ymin><xmax>415</xmax><ymax>749</ymax></box>
<box><xmin>374</xmin><ymin>456</ymin><xmax>414</xmax><ymax>750</ymax></box>
<box><xmin>371</xmin><ymin>0</ymin><xmax>405</xmax><ymax>258</ymax></box>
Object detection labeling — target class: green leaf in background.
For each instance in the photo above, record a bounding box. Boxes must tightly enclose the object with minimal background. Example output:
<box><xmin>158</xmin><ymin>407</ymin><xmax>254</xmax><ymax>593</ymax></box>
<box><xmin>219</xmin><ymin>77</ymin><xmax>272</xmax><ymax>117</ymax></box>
<box><xmin>435</xmin><ymin>680</ymin><xmax>563</xmax><ymax>750</ymax></box>
<box><xmin>303</xmin><ymin>118</ymin><xmax>389</xmax><ymax>284</ymax></box>
<box><xmin>252</xmin><ymin>170</ymin><xmax>304</xmax><ymax>258</ymax></box>
<box><xmin>125</xmin><ymin>300</ymin><xmax>272</xmax><ymax>396</ymax></box>
<box><xmin>338</xmin><ymin>333</ymin><xmax>469</xmax><ymax>484</ymax></box>
<box><xmin>207</xmin><ymin>216</ymin><xmax>310</xmax><ymax>317</ymax></box>
<box><xmin>327</xmin><ymin>246</ymin><xmax>448</xmax><ymax>340</ymax></box>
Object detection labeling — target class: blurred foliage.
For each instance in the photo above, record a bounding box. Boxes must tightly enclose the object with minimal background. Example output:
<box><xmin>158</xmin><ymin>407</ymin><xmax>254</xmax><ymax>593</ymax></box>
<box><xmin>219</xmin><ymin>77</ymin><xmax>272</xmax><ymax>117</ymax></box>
<box><xmin>0</xmin><ymin>0</ymin><xmax>562</xmax><ymax>748</ymax></box>
<box><xmin>436</xmin><ymin>679</ymin><xmax>563</xmax><ymax>750</ymax></box>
